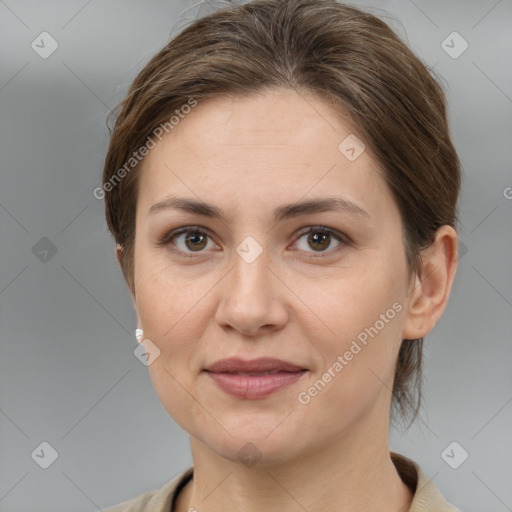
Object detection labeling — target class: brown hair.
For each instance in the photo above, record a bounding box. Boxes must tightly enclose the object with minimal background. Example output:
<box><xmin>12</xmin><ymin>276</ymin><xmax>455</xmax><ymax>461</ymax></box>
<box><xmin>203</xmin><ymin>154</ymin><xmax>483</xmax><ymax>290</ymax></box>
<box><xmin>102</xmin><ymin>0</ymin><xmax>461</xmax><ymax>426</ymax></box>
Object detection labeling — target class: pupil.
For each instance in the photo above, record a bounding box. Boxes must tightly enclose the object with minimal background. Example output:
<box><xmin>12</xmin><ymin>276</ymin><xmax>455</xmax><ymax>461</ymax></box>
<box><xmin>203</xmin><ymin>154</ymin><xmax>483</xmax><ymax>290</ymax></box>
<box><xmin>186</xmin><ymin>232</ymin><xmax>206</xmax><ymax>250</ymax></box>
<box><xmin>309</xmin><ymin>232</ymin><xmax>329</xmax><ymax>251</ymax></box>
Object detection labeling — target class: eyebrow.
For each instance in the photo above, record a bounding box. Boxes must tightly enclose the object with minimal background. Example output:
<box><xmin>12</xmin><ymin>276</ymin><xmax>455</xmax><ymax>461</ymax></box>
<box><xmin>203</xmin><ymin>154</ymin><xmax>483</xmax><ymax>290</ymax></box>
<box><xmin>148</xmin><ymin>196</ymin><xmax>371</xmax><ymax>223</ymax></box>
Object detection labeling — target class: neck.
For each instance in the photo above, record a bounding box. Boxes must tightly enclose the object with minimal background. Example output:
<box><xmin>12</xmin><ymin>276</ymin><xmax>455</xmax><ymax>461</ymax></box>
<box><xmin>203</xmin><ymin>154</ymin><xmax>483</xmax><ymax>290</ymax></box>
<box><xmin>176</xmin><ymin>414</ymin><xmax>413</xmax><ymax>512</ymax></box>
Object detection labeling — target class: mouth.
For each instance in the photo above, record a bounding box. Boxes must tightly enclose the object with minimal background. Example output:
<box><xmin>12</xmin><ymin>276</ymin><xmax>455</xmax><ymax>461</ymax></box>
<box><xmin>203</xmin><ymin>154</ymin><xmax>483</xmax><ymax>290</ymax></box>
<box><xmin>219</xmin><ymin>370</ymin><xmax>286</xmax><ymax>376</ymax></box>
<box><xmin>204</xmin><ymin>357</ymin><xmax>308</xmax><ymax>399</ymax></box>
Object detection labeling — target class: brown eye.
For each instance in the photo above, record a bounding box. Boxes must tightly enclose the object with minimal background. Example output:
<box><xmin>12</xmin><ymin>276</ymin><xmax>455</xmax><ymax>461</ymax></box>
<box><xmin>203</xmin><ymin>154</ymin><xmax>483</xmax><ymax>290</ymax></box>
<box><xmin>183</xmin><ymin>231</ymin><xmax>208</xmax><ymax>251</ymax></box>
<box><xmin>293</xmin><ymin>226</ymin><xmax>348</xmax><ymax>257</ymax></box>
<box><xmin>307</xmin><ymin>231</ymin><xmax>331</xmax><ymax>251</ymax></box>
<box><xmin>159</xmin><ymin>226</ymin><xmax>218</xmax><ymax>256</ymax></box>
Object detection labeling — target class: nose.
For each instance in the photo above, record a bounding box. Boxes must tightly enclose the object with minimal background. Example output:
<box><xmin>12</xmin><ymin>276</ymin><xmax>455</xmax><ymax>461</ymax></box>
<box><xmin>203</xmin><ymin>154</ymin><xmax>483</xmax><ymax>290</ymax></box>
<box><xmin>214</xmin><ymin>247</ymin><xmax>289</xmax><ymax>337</ymax></box>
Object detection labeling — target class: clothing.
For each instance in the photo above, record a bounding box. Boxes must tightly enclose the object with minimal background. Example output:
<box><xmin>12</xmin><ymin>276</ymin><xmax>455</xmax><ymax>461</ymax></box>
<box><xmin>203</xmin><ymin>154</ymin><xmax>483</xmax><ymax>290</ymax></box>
<box><xmin>103</xmin><ymin>452</ymin><xmax>460</xmax><ymax>512</ymax></box>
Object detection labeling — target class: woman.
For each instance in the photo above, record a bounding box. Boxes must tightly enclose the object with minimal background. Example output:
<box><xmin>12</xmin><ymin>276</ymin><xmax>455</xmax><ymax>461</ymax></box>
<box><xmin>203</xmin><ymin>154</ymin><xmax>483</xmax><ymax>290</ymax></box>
<box><xmin>100</xmin><ymin>1</ymin><xmax>461</xmax><ymax>510</ymax></box>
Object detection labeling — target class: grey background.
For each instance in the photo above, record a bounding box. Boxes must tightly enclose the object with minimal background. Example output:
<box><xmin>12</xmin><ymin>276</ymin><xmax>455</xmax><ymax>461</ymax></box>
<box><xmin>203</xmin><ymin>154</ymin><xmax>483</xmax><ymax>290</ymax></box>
<box><xmin>0</xmin><ymin>1</ymin><xmax>511</xmax><ymax>511</ymax></box>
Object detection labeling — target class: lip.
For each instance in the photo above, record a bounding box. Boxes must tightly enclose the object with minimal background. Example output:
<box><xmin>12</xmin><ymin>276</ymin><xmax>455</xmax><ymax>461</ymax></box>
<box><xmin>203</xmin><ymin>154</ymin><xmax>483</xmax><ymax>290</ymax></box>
<box><xmin>204</xmin><ymin>357</ymin><xmax>308</xmax><ymax>399</ymax></box>
<box><xmin>205</xmin><ymin>357</ymin><xmax>305</xmax><ymax>373</ymax></box>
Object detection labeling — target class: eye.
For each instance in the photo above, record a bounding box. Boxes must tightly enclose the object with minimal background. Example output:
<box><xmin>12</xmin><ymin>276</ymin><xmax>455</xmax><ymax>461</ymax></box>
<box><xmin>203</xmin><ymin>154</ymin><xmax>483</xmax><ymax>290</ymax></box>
<box><xmin>292</xmin><ymin>226</ymin><xmax>348</xmax><ymax>257</ymax></box>
<box><xmin>156</xmin><ymin>225</ymin><xmax>350</xmax><ymax>258</ymax></box>
<box><xmin>157</xmin><ymin>226</ymin><xmax>219</xmax><ymax>256</ymax></box>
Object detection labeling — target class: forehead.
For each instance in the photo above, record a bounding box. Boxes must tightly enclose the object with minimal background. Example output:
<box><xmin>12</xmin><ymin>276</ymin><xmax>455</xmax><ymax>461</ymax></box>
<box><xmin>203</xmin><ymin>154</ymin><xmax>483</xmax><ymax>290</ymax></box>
<box><xmin>137</xmin><ymin>89</ymin><xmax>395</xmax><ymax>222</ymax></box>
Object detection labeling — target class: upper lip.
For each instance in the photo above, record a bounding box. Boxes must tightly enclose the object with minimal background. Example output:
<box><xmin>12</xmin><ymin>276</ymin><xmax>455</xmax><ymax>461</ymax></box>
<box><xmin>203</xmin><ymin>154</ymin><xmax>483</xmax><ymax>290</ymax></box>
<box><xmin>205</xmin><ymin>357</ymin><xmax>306</xmax><ymax>373</ymax></box>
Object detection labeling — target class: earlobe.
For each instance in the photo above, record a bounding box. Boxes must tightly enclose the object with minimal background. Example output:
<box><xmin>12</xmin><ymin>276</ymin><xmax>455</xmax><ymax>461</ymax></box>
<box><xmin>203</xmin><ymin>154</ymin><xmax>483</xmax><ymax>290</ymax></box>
<box><xmin>402</xmin><ymin>225</ymin><xmax>458</xmax><ymax>341</ymax></box>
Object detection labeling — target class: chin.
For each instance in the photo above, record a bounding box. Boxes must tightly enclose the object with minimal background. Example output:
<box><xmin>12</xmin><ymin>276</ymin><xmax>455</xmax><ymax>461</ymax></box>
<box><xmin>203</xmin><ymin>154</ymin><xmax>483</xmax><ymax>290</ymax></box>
<box><xmin>190</xmin><ymin>413</ymin><xmax>310</xmax><ymax>467</ymax></box>
<box><xmin>211</xmin><ymin>434</ymin><xmax>306</xmax><ymax>468</ymax></box>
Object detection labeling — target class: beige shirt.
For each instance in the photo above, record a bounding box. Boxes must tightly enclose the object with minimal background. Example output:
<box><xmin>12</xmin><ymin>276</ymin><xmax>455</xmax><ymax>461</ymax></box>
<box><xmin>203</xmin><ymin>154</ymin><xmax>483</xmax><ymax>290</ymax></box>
<box><xmin>103</xmin><ymin>452</ymin><xmax>461</xmax><ymax>512</ymax></box>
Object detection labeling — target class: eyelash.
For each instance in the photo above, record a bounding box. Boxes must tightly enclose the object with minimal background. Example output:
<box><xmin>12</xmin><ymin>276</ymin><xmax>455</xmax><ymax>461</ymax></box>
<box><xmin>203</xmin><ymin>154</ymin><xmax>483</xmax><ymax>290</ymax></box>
<box><xmin>156</xmin><ymin>225</ymin><xmax>351</xmax><ymax>259</ymax></box>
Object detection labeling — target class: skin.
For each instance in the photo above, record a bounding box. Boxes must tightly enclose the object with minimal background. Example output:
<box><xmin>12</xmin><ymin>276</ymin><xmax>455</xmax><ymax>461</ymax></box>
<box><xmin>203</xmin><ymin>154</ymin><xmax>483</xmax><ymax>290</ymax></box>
<box><xmin>117</xmin><ymin>88</ymin><xmax>458</xmax><ymax>512</ymax></box>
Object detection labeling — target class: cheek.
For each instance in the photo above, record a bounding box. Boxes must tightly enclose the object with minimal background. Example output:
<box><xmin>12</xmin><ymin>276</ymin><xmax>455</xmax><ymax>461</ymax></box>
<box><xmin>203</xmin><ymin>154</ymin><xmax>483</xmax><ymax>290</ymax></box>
<box><xmin>134</xmin><ymin>257</ymin><xmax>211</xmax><ymax>431</ymax></box>
<box><xmin>303</xmin><ymin>267</ymin><xmax>405</xmax><ymax>398</ymax></box>
<box><xmin>133</xmin><ymin>252</ymin><xmax>220</xmax><ymax>408</ymax></box>
<box><xmin>134</xmin><ymin>250</ymin><xmax>207</xmax><ymax>340</ymax></box>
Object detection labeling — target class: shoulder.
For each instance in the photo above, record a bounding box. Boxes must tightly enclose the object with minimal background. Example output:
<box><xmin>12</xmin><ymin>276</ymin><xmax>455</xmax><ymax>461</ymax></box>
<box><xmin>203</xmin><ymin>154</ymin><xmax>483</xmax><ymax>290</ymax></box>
<box><xmin>391</xmin><ymin>452</ymin><xmax>462</xmax><ymax>512</ymax></box>
<box><xmin>102</xmin><ymin>467</ymin><xmax>194</xmax><ymax>512</ymax></box>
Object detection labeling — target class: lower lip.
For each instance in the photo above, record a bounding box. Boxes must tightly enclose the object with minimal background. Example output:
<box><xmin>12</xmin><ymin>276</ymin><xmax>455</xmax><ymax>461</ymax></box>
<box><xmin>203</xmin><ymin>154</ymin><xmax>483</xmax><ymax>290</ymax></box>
<box><xmin>205</xmin><ymin>371</ymin><xmax>307</xmax><ymax>399</ymax></box>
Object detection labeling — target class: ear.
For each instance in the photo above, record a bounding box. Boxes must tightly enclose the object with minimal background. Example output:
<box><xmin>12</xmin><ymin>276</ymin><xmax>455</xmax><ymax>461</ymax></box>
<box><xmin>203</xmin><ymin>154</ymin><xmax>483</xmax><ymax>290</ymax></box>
<box><xmin>402</xmin><ymin>225</ymin><xmax>459</xmax><ymax>340</ymax></box>
<box><xmin>115</xmin><ymin>243</ymin><xmax>141</xmax><ymax>327</ymax></box>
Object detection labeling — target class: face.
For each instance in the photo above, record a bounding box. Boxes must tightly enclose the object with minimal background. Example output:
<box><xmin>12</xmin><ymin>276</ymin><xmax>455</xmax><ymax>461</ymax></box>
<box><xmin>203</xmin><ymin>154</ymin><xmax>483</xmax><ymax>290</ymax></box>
<box><xmin>131</xmin><ymin>89</ymin><xmax>414</xmax><ymax>465</ymax></box>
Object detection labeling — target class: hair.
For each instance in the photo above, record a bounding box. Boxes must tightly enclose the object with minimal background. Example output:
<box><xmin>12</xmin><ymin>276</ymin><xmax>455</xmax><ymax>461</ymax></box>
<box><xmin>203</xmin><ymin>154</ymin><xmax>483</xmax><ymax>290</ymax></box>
<box><xmin>102</xmin><ymin>0</ymin><xmax>461</xmax><ymax>427</ymax></box>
